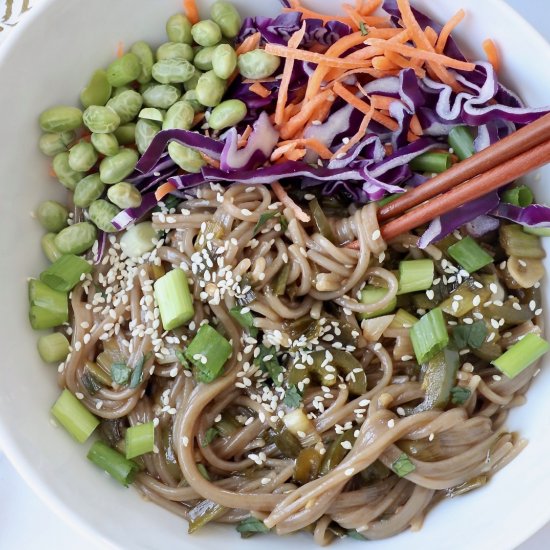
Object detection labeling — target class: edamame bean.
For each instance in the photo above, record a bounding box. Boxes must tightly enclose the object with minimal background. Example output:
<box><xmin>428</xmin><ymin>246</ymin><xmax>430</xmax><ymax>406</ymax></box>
<box><xmin>208</xmin><ymin>99</ymin><xmax>247</xmax><ymax>130</ymax></box>
<box><xmin>91</xmin><ymin>132</ymin><xmax>119</xmax><ymax>156</ymax></box>
<box><xmin>80</xmin><ymin>69</ymin><xmax>112</xmax><ymax>108</ymax></box>
<box><xmin>107</xmin><ymin>182</ymin><xmax>142</xmax><ymax>209</ymax></box>
<box><xmin>112</xmin><ymin>85</ymin><xmax>132</xmax><ymax>97</ymax></box>
<box><xmin>36</xmin><ymin>200</ymin><xmax>69</xmax><ymax>232</ymax></box>
<box><xmin>106</xmin><ymin>53</ymin><xmax>141</xmax><ymax>87</ymax></box>
<box><xmin>191</xmin><ymin>20</ymin><xmax>222</xmax><ymax>47</ymax></box>
<box><xmin>39</xmin><ymin>106</ymin><xmax>83</xmax><ymax>133</ymax></box>
<box><xmin>166</xmin><ymin>13</ymin><xmax>193</xmax><ymax>44</ymax></box>
<box><xmin>211</xmin><ymin>1</ymin><xmax>242</xmax><ymax>39</ymax></box>
<box><xmin>99</xmin><ymin>148</ymin><xmax>138</xmax><ymax>184</ymax></box>
<box><xmin>54</xmin><ymin>222</ymin><xmax>97</xmax><ymax>254</ymax></box>
<box><xmin>139</xmin><ymin>81</ymin><xmax>155</xmax><ymax>94</ymax></box>
<box><xmin>238</xmin><ymin>49</ymin><xmax>280</xmax><ymax>79</ymax></box>
<box><xmin>113</xmin><ymin>123</ymin><xmax>136</xmax><ymax>145</ymax></box>
<box><xmin>83</xmin><ymin>105</ymin><xmax>121</xmax><ymax>133</ymax></box>
<box><xmin>156</xmin><ymin>42</ymin><xmax>194</xmax><ymax>62</ymax></box>
<box><xmin>120</xmin><ymin>222</ymin><xmax>158</xmax><ymax>258</ymax></box>
<box><xmin>142</xmin><ymin>84</ymin><xmax>181</xmax><ymax>109</ymax></box>
<box><xmin>163</xmin><ymin>100</ymin><xmax>195</xmax><ymax>130</ymax></box>
<box><xmin>193</xmin><ymin>46</ymin><xmax>216</xmax><ymax>71</ymax></box>
<box><xmin>152</xmin><ymin>58</ymin><xmax>195</xmax><ymax>84</ymax></box>
<box><xmin>52</xmin><ymin>152</ymin><xmax>84</xmax><ymax>190</ymax></box>
<box><xmin>212</xmin><ymin>44</ymin><xmax>237</xmax><ymax>79</ymax></box>
<box><xmin>182</xmin><ymin>90</ymin><xmax>203</xmax><ymax>112</ymax></box>
<box><xmin>68</xmin><ymin>141</ymin><xmax>98</xmax><ymax>172</ymax></box>
<box><xmin>39</xmin><ymin>131</ymin><xmax>75</xmax><ymax>156</ymax></box>
<box><xmin>106</xmin><ymin>89</ymin><xmax>143</xmax><ymax>124</ymax></box>
<box><xmin>167</xmin><ymin>142</ymin><xmax>205</xmax><ymax>173</ymax></box>
<box><xmin>131</xmin><ymin>41</ymin><xmax>154</xmax><ymax>84</ymax></box>
<box><xmin>138</xmin><ymin>107</ymin><xmax>164</xmax><ymax>122</ymax></box>
<box><xmin>41</xmin><ymin>233</ymin><xmax>63</xmax><ymax>263</ymax></box>
<box><xmin>135</xmin><ymin>119</ymin><xmax>161</xmax><ymax>154</ymax></box>
<box><xmin>195</xmin><ymin>71</ymin><xmax>226</xmax><ymax>107</ymax></box>
<box><xmin>74</xmin><ymin>173</ymin><xmax>106</xmax><ymax>208</ymax></box>
<box><xmin>184</xmin><ymin>70</ymin><xmax>203</xmax><ymax>91</ymax></box>
<box><xmin>88</xmin><ymin>200</ymin><xmax>121</xmax><ymax>232</ymax></box>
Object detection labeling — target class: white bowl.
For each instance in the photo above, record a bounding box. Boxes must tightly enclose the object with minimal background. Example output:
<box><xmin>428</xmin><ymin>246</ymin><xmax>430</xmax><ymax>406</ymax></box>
<box><xmin>1</xmin><ymin>0</ymin><xmax>549</xmax><ymax>548</ymax></box>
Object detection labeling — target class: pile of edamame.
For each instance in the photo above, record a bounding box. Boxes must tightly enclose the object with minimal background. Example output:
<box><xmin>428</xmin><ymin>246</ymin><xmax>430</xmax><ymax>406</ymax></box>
<box><xmin>36</xmin><ymin>1</ymin><xmax>281</xmax><ymax>257</ymax></box>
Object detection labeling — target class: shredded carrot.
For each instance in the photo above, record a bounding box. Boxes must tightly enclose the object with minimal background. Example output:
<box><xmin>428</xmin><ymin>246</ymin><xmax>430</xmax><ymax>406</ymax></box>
<box><xmin>342</xmin><ymin>4</ymin><xmax>367</xmax><ymax>28</ymax></box>
<box><xmin>483</xmin><ymin>39</ymin><xmax>501</xmax><ymax>72</ymax></box>
<box><xmin>424</xmin><ymin>26</ymin><xmax>438</xmax><ymax>48</ymax></box>
<box><xmin>275</xmin><ymin>23</ymin><xmax>307</xmax><ymax>127</ymax></box>
<box><xmin>183</xmin><ymin>0</ymin><xmax>200</xmax><ymax>24</ymax></box>
<box><xmin>280</xmin><ymin>89</ymin><xmax>332</xmax><ymax>139</ymax></box>
<box><xmin>271</xmin><ymin>182</ymin><xmax>310</xmax><ymax>222</ymax></box>
<box><xmin>359</xmin><ymin>0</ymin><xmax>382</xmax><ymax>15</ymax></box>
<box><xmin>372</xmin><ymin>56</ymin><xmax>399</xmax><ymax>71</ymax></box>
<box><xmin>285</xmin><ymin>149</ymin><xmax>306</xmax><ymax>161</ymax></box>
<box><xmin>236</xmin><ymin>32</ymin><xmax>261</xmax><ymax>55</ymax></box>
<box><xmin>242</xmin><ymin>77</ymin><xmax>278</xmax><ymax>84</ymax></box>
<box><xmin>435</xmin><ymin>9</ymin><xmax>466</xmax><ymax>53</ymax></box>
<box><xmin>249</xmin><ymin>82</ymin><xmax>272</xmax><ymax>98</ymax></box>
<box><xmin>370</xmin><ymin>95</ymin><xmax>398</xmax><ymax>110</ymax></box>
<box><xmin>192</xmin><ymin>112</ymin><xmax>205</xmax><ymax>127</ymax></box>
<box><xmin>332</xmin><ymin>107</ymin><xmax>374</xmax><ymax>159</ymax></box>
<box><xmin>281</xmin><ymin>7</ymin><xmax>355</xmax><ymax>27</ymax></box>
<box><xmin>410</xmin><ymin>114</ymin><xmax>423</xmax><ymax>136</ymax></box>
<box><xmin>345</xmin><ymin>240</ymin><xmax>361</xmax><ymax>250</ymax></box>
<box><xmin>116</xmin><ymin>41</ymin><xmax>124</xmax><ymax>58</ymax></box>
<box><xmin>155</xmin><ymin>182</ymin><xmax>177</xmax><ymax>201</ymax></box>
<box><xmin>48</xmin><ymin>165</ymin><xmax>56</xmax><ymax>178</ymax></box>
<box><xmin>384</xmin><ymin>50</ymin><xmax>426</xmax><ymax>78</ymax></box>
<box><xmin>333</xmin><ymin>82</ymin><xmax>372</xmax><ymax>116</ymax></box>
<box><xmin>238</xmin><ymin>125</ymin><xmax>253</xmax><ymax>148</ymax></box>
<box><xmin>279</xmin><ymin>138</ymin><xmax>334</xmax><ymax>159</ymax></box>
<box><xmin>199</xmin><ymin>152</ymin><xmax>221</xmax><ymax>169</ymax></box>
<box><xmin>371</xmin><ymin>110</ymin><xmax>398</xmax><ymax>131</ymax></box>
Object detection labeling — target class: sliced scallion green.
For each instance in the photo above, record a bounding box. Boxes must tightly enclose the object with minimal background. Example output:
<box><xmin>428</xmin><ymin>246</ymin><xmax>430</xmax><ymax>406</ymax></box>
<box><xmin>28</xmin><ymin>279</ymin><xmax>68</xmax><ymax>330</ymax></box>
<box><xmin>358</xmin><ymin>285</ymin><xmax>397</xmax><ymax>320</ymax></box>
<box><xmin>491</xmin><ymin>333</ymin><xmax>549</xmax><ymax>379</ymax></box>
<box><xmin>501</xmin><ymin>185</ymin><xmax>534</xmax><ymax>207</ymax></box>
<box><xmin>153</xmin><ymin>268</ymin><xmax>194</xmax><ymax>330</ymax></box>
<box><xmin>87</xmin><ymin>441</ymin><xmax>139</xmax><ymax>486</ymax></box>
<box><xmin>39</xmin><ymin>254</ymin><xmax>92</xmax><ymax>292</ymax></box>
<box><xmin>447</xmin><ymin>236</ymin><xmax>493</xmax><ymax>273</ymax></box>
<box><xmin>410</xmin><ymin>308</ymin><xmax>449</xmax><ymax>364</ymax></box>
<box><xmin>448</xmin><ymin>126</ymin><xmax>474</xmax><ymax>161</ymax></box>
<box><xmin>410</xmin><ymin>152</ymin><xmax>451</xmax><ymax>174</ymax></box>
<box><xmin>37</xmin><ymin>332</ymin><xmax>70</xmax><ymax>363</ymax></box>
<box><xmin>397</xmin><ymin>259</ymin><xmax>434</xmax><ymax>294</ymax></box>
<box><xmin>51</xmin><ymin>389</ymin><xmax>99</xmax><ymax>443</ymax></box>
<box><xmin>125</xmin><ymin>421</ymin><xmax>155</xmax><ymax>459</ymax></box>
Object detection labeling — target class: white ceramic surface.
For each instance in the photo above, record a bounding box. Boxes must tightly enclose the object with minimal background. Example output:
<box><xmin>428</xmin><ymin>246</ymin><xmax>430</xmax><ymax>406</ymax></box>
<box><xmin>0</xmin><ymin>1</ymin><xmax>549</xmax><ymax>549</ymax></box>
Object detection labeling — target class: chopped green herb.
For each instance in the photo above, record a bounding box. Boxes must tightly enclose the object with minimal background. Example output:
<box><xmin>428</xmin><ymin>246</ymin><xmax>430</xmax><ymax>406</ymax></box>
<box><xmin>175</xmin><ymin>349</ymin><xmax>190</xmax><ymax>368</ymax></box>
<box><xmin>391</xmin><ymin>453</ymin><xmax>416</xmax><ymax>477</ymax></box>
<box><xmin>236</xmin><ymin>517</ymin><xmax>269</xmax><ymax>538</ymax></box>
<box><xmin>129</xmin><ymin>354</ymin><xmax>146</xmax><ymax>388</ymax></box>
<box><xmin>452</xmin><ymin>321</ymin><xmax>487</xmax><ymax>349</ymax></box>
<box><xmin>202</xmin><ymin>427</ymin><xmax>219</xmax><ymax>447</ymax></box>
<box><xmin>279</xmin><ymin>215</ymin><xmax>289</xmax><ymax>231</ymax></box>
<box><xmin>347</xmin><ymin>529</ymin><xmax>368</xmax><ymax>541</ymax></box>
<box><xmin>257</xmin><ymin>345</ymin><xmax>283</xmax><ymax>386</ymax></box>
<box><xmin>283</xmin><ymin>385</ymin><xmax>303</xmax><ymax>408</ymax></box>
<box><xmin>252</xmin><ymin>212</ymin><xmax>278</xmax><ymax>236</ymax></box>
<box><xmin>359</xmin><ymin>22</ymin><xmax>369</xmax><ymax>36</ymax></box>
<box><xmin>111</xmin><ymin>363</ymin><xmax>130</xmax><ymax>385</ymax></box>
<box><xmin>450</xmin><ymin>386</ymin><xmax>471</xmax><ymax>405</ymax></box>
<box><xmin>230</xmin><ymin>306</ymin><xmax>258</xmax><ymax>337</ymax></box>
<box><xmin>197</xmin><ymin>463</ymin><xmax>210</xmax><ymax>480</ymax></box>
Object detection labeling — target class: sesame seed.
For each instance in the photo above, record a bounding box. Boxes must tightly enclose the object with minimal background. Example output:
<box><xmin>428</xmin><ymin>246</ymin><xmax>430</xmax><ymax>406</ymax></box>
<box><xmin>345</xmin><ymin>468</ymin><xmax>355</xmax><ymax>476</ymax></box>
<box><xmin>387</xmin><ymin>419</ymin><xmax>395</xmax><ymax>428</ymax></box>
<box><xmin>428</xmin><ymin>433</ymin><xmax>435</xmax><ymax>442</ymax></box>
<box><xmin>426</xmin><ymin>290</ymin><xmax>434</xmax><ymax>300</ymax></box>
<box><xmin>401</xmin><ymin>355</ymin><xmax>413</xmax><ymax>361</ymax></box>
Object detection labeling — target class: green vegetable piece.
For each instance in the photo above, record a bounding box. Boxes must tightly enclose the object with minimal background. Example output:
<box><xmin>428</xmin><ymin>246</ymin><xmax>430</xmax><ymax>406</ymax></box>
<box><xmin>88</xmin><ymin>200</ymin><xmax>121</xmax><ymax>233</ymax></box>
<box><xmin>389</xmin><ymin>308</ymin><xmax>418</xmax><ymax>329</ymax></box>
<box><xmin>40</xmin><ymin>254</ymin><xmax>92</xmax><ymax>292</ymax></box>
<box><xmin>193</xmin><ymin>46</ymin><xmax>216</xmax><ymax>71</ymax></box>
<box><xmin>111</xmin><ymin>362</ymin><xmax>130</xmax><ymax>385</ymax></box>
<box><xmin>152</xmin><ymin>58</ymin><xmax>196</xmax><ymax>84</ymax></box>
<box><xmin>450</xmin><ymin>386</ymin><xmax>471</xmax><ymax>405</ymax></box>
<box><xmin>41</xmin><ymin>233</ymin><xmax>63</xmax><ymax>263</ymax></box>
<box><xmin>448</xmin><ymin>126</ymin><xmax>475</xmax><ymax>161</ymax></box>
<box><xmin>182</xmin><ymin>90</ymin><xmax>203</xmax><ymax>112</ymax></box>
<box><xmin>492</xmin><ymin>333</ymin><xmax>549</xmax><ymax>379</ymax></box>
<box><xmin>212</xmin><ymin>44</ymin><xmax>238</xmax><ymax>79</ymax></box>
<box><xmin>113</xmin><ymin>123</ymin><xmax>136</xmax><ymax>145</ymax></box>
<box><xmin>37</xmin><ymin>332</ymin><xmax>70</xmax><ymax>363</ymax></box>
<box><xmin>52</xmin><ymin>152</ymin><xmax>84</xmax><ymax>190</ymax></box>
<box><xmin>202</xmin><ymin>427</ymin><xmax>219</xmax><ymax>447</ymax></box>
<box><xmin>309</xmin><ymin>197</ymin><xmax>336</xmax><ymax>242</ymax></box>
<box><xmin>139</xmin><ymin>107</ymin><xmax>165</xmax><ymax>122</ymax></box>
<box><xmin>185</xmin><ymin>324</ymin><xmax>232</xmax><ymax>383</ymax></box>
<box><xmin>28</xmin><ymin>279</ymin><xmax>68</xmax><ymax>330</ymax></box>
<box><xmin>410</xmin><ymin>308</ymin><xmax>449</xmax><ymax>364</ymax></box>
<box><xmin>130</xmin><ymin>41</ymin><xmax>155</xmax><ymax>84</ymax></box>
<box><xmin>68</xmin><ymin>140</ymin><xmax>98</xmax><ymax>172</ymax></box>
<box><xmin>39</xmin><ymin>106</ymin><xmax>83</xmax><ymax>133</ymax></box>
<box><xmin>500</xmin><ymin>224</ymin><xmax>545</xmax><ymax>259</ymax></box>
<box><xmin>184</xmin><ymin>70</ymin><xmax>203</xmax><ymax>91</ymax></box>
<box><xmin>192</xmin><ymin>20</ymin><xmax>222</xmax><ymax>47</ymax></box>
<box><xmin>112</xmin><ymin>85</ymin><xmax>132</xmax><ymax>97</ymax></box>
<box><xmin>80</xmin><ymin>69</ymin><xmax>112</xmax><ymax>108</ymax></box>
<box><xmin>501</xmin><ymin>185</ymin><xmax>534</xmax><ymax>208</ymax></box>
<box><xmin>211</xmin><ymin>1</ymin><xmax>242</xmax><ymax>39</ymax></box>
<box><xmin>154</xmin><ymin>268</ymin><xmax>194</xmax><ymax>330</ymax></box>
<box><xmin>208</xmin><ymin>99</ymin><xmax>246</xmax><ymax>130</ymax></box>
<box><xmin>230</xmin><ymin>306</ymin><xmax>257</xmax><ymax>336</ymax></box>
<box><xmin>135</xmin><ymin>119</ymin><xmax>161</xmax><ymax>154</ymax></box>
<box><xmin>523</xmin><ymin>226</ymin><xmax>550</xmax><ymax>237</ymax></box>
<box><xmin>391</xmin><ymin>453</ymin><xmax>416</xmax><ymax>477</ymax></box>
<box><xmin>87</xmin><ymin>441</ymin><xmax>139</xmax><ymax>487</ymax></box>
<box><xmin>452</xmin><ymin>321</ymin><xmax>488</xmax><ymax>349</ymax></box>
<box><xmin>237</xmin><ymin>49</ymin><xmax>281</xmax><ymax>79</ymax></box>
<box><xmin>51</xmin><ymin>389</ymin><xmax>99</xmax><ymax>443</ymax></box>
<box><xmin>448</xmin><ymin>236</ymin><xmax>493</xmax><ymax>273</ymax></box>
<box><xmin>142</xmin><ymin>84</ymin><xmax>181</xmax><ymax>109</ymax></box>
<box><xmin>90</xmin><ymin>132</ymin><xmax>119</xmax><ymax>156</ymax></box>
<box><xmin>106</xmin><ymin>89</ymin><xmax>143</xmax><ymax>124</ymax></box>
<box><xmin>54</xmin><ymin>222</ymin><xmax>97</xmax><ymax>255</ymax></box>
<box><xmin>163</xmin><ymin>100</ymin><xmax>195</xmax><ymax>130</ymax></box>
<box><xmin>397</xmin><ymin>259</ymin><xmax>434</xmax><ymax>294</ymax></box>
<box><xmin>36</xmin><ymin>200</ymin><xmax>68</xmax><ymax>232</ymax></box>
<box><xmin>83</xmin><ymin>105</ymin><xmax>121</xmax><ymax>133</ymax></box>
<box><xmin>168</xmin><ymin>141</ymin><xmax>206</xmax><ymax>173</ymax></box>
<box><xmin>125</xmin><ymin>421</ymin><xmax>155</xmax><ymax>459</ymax></box>
<box><xmin>347</xmin><ymin>529</ymin><xmax>368</xmax><ymax>541</ymax></box>
<box><xmin>107</xmin><ymin>182</ymin><xmax>142</xmax><ymax>209</ymax></box>
<box><xmin>106</xmin><ymin>52</ymin><xmax>141</xmax><ymax>87</ymax></box>
<box><xmin>358</xmin><ymin>285</ymin><xmax>397</xmax><ymax>320</ymax></box>
<box><xmin>195</xmin><ymin>70</ymin><xmax>226</xmax><ymax>107</ymax></box>
<box><xmin>74</xmin><ymin>173</ymin><xmax>105</xmax><ymax>208</ymax></box>
<box><xmin>99</xmin><ymin>148</ymin><xmax>139</xmax><ymax>184</ymax></box>
<box><xmin>410</xmin><ymin>152</ymin><xmax>452</xmax><ymax>174</ymax></box>
<box><xmin>166</xmin><ymin>13</ymin><xmax>193</xmax><ymax>44</ymax></box>
<box><xmin>282</xmin><ymin>385</ymin><xmax>303</xmax><ymax>408</ymax></box>
<box><xmin>188</xmin><ymin>499</ymin><xmax>227</xmax><ymax>533</ymax></box>
<box><xmin>236</xmin><ymin>517</ymin><xmax>269</xmax><ymax>537</ymax></box>
<box><xmin>39</xmin><ymin>131</ymin><xmax>75</xmax><ymax>157</ymax></box>
<box><xmin>156</xmin><ymin>42</ymin><xmax>194</xmax><ymax>62</ymax></box>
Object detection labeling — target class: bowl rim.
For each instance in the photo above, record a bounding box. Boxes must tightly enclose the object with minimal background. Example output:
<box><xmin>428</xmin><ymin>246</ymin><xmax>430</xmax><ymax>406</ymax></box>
<box><xmin>1</xmin><ymin>0</ymin><xmax>550</xmax><ymax>548</ymax></box>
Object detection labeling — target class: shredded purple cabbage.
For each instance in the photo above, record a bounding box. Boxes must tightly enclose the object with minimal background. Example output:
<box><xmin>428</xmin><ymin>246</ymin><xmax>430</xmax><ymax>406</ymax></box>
<box><xmin>112</xmin><ymin>192</ymin><xmax>160</xmax><ymax>231</ymax></box>
<box><xmin>93</xmin><ymin>231</ymin><xmax>107</xmax><ymax>265</ymax></box>
<box><xmin>492</xmin><ymin>203</ymin><xmax>550</xmax><ymax>228</ymax></box>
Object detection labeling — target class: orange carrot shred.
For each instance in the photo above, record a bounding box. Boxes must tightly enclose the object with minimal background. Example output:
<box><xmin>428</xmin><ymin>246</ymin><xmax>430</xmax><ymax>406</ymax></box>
<box><xmin>192</xmin><ymin>112</ymin><xmax>205</xmax><ymax>127</ymax></box>
<box><xmin>271</xmin><ymin>182</ymin><xmax>310</xmax><ymax>222</ymax></box>
<box><xmin>155</xmin><ymin>182</ymin><xmax>177</xmax><ymax>202</ymax></box>
<box><xmin>199</xmin><ymin>152</ymin><xmax>221</xmax><ymax>169</ymax></box>
<box><xmin>249</xmin><ymin>82</ymin><xmax>272</xmax><ymax>98</ymax></box>
<box><xmin>332</xmin><ymin>108</ymin><xmax>374</xmax><ymax>159</ymax></box>
<box><xmin>483</xmin><ymin>39</ymin><xmax>501</xmax><ymax>72</ymax></box>
<box><xmin>372</xmin><ymin>56</ymin><xmax>399</xmax><ymax>71</ymax></box>
<box><xmin>236</xmin><ymin>32</ymin><xmax>261</xmax><ymax>55</ymax></box>
<box><xmin>410</xmin><ymin>114</ymin><xmax>423</xmax><ymax>136</ymax></box>
<box><xmin>333</xmin><ymin>82</ymin><xmax>372</xmax><ymax>116</ymax></box>
<box><xmin>370</xmin><ymin>94</ymin><xmax>397</xmax><ymax>110</ymax></box>
<box><xmin>285</xmin><ymin>149</ymin><xmax>307</xmax><ymax>161</ymax></box>
<box><xmin>238</xmin><ymin>125</ymin><xmax>253</xmax><ymax>147</ymax></box>
<box><xmin>116</xmin><ymin>41</ymin><xmax>124</xmax><ymax>58</ymax></box>
<box><xmin>281</xmin><ymin>7</ymin><xmax>355</xmax><ymax>28</ymax></box>
<box><xmin>435</xmin><ymin>9</ymin><xmax>466</xmax><ymax>54</ymax></box>
<box><xmin>424</xmin><ymin>26</ymin><xmax>438</xmax><ymax>48</ymax></box>
<box><xmin>279</xmin><ymin>138</ymin><xmax>334</xmax><ymax>159</ymax></box>
<box><xmin>48</xmin><ymin>165</ymin><xmax>56</xmax><ymax>178</ymax></box>
<box><xmin>183</xmin><ymin>0</ymin><xmax>200</xmax><ymax>24</ymax></box>
<box><xmin>280</xmin><ymin>90</ymin><xmax>333</xmax><ymax>140</ymax></box>
<box><xmin>359</xmin><ymin>0</ymin><xmax>382</xmax><ymax>15</ymax></box>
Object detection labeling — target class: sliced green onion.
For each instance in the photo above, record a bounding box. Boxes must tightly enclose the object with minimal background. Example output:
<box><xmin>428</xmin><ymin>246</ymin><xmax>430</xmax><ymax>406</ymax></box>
<box><xmin>397</xmin><ymin>259</ymin><xmax>434</xmax><ymax>294</ymax></box>
<box><xmin>41</xmin><ymin>233</ymin><xmax>63</xmax><ymax>263</ymax></box>
<box><xmin>447</xmin><ymin>236</ymin><xmax>493</xmax><ymax>273</ymax></box>
<box><xmin>87</xmin><ymin>441</ymin><xmax>139</xmax><ymax>486</ymax></box>
<box><xmin>184</xmin><ymin>324</ymin><xmax>232</xmax><ymax>383</ymax></box>
<box><xmin>376</xmin><ymin>193</ymin><xmax>400</xmax><ymax>207</ymax></box>
<box><xmin>410</xmin><ymin>152</ymin><xmax>451</xmax><ymax>174</ymax></box>
<box><xmin>229</xmin><ymin>306</ymin><xmax>257</xmax><ymax>336</ymax></box>
<box><xmin>500</xmin><ymin>225</ymin><xmax>545</xmax><ymax>259</ymax></box>
<box><xmin>410</xmin><ymin>308</ymin><xmax>449</xmax><ymax>364</ymax></box>
<box><xmin>501</xmin><ymin>185</ymin><xmax>534</xmax><ymax>207</ymax></box>
<box><xmin>111</xmin><ymin>362</ymin><xmax>130</xmax><ymax>385</ymax></box>
<box><xmin>282</xmin><ymin>408</ymin><xmax>321</xmax><ymax>447</ymax></box>
<box><xmin>448</xmin><ymin>126</ymin><xmax>474</xmax><ymax>161</ymax></box>
<box><xmin>523</xmin><ymin>226</ymin><xmax>550</xmax><ymax>237</ymax></box>
<box><xmin>51</xmin><ymin>389</ymin><xmax>99</xmax><ymax>443</ymax></box>
<box><xmin>85</xmin><ymin>361</ymin><xmax>112</xmax><ymax>387</ymax></box>
<box><xmin>28</xmin><ymin>279</ymin><xmax>68</xmax><ymax>330</ymax></box>
<box><xmin>154</xmin><ymin>268</ymin><xmax>194</xmax><ymax>330</ymax></box>
<box><xmin>188</xmin><ymin>499</ymin><xmax>227</xmax><ymax>533</ymax></box>
<box><xmin>40</xmin><ymin>254</ymin><xmax>92</xmax><ymax>292</ymax></box>
<box><xmin>272</xmin><ymin>263</ymin><xmax>290</xmax><ymax>296</ymax></box>
<box><xmin>37</xmin><ymin>332</ymin><xmax>70</xmax><ymax>363</ymax></box>
<box><xmin>358</xmin><ymin>285</ymin><xmax>397</xmax><ymax>320</ymax></box>
<box><xmin>491</xmin><ymin>333</ymin><xmax>549</xmax><ymax>379</ymax></box>
<box><xmin>309</xmin><ymin>197</ymin><xmax>336</xmax><ymax>243</ymax></box>
<box><xmin>391</xmin><ymin>453</ymin><xmax>416</xmax><ymax>477</ymax></box>
<box><xmin>125</xmin><ymin>421</ymin><xmax>155</xmax><ymax>459</ymax></box>
<box><xmin>389</xmin><ymin>308</ymin><xmax>418</xmax><ymax>329</ymax></box>
<box><xmin>236</xmin><ymin>517</ymin><xmax>270</xmax><ymax>538</ymax></box>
